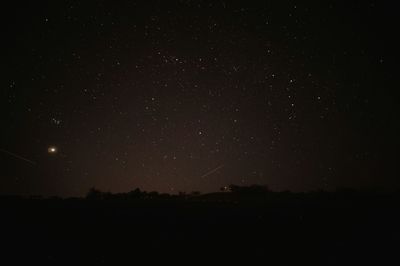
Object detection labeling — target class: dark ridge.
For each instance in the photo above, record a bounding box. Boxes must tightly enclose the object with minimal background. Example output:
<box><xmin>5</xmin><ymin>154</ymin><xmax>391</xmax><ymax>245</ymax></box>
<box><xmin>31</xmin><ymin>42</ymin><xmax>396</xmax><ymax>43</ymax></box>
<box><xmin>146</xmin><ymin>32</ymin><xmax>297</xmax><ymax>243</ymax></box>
<box><xmin>1</xmin><ymin>185</ymin><xmax>399</xmax><ymax>264</ymax></box>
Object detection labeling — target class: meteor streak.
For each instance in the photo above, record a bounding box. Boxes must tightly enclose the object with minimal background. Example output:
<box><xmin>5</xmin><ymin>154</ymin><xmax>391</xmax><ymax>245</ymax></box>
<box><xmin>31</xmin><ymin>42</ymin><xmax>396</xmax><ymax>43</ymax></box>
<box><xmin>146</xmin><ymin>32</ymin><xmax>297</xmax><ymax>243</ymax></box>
<box><xmin>0</xmin><ymin>148</ymin><xmax>36</xmax><ymax>165</ymax></box>
<box><xmin>201</xmin><ymin>164</ymin><xmax>224</xmax><ymax>178</ymax></box>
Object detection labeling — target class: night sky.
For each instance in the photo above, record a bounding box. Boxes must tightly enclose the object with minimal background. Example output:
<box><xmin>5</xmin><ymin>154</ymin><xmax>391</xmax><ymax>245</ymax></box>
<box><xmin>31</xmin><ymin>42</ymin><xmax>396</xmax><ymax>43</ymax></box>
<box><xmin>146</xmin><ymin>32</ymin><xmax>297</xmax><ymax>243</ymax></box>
<box><xmin>2</xmin><ymin>1</ymin><xmax>398</xmax><ymax>196</ymax></box>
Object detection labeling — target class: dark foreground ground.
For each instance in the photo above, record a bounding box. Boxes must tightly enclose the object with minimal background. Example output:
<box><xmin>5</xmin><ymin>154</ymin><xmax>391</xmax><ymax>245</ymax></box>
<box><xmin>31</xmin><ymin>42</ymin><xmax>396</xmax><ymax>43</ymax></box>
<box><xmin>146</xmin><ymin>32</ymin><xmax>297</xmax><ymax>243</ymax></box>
<box><xmin>1</xmin><ymin>191</ymin><xmax>399</xmax><ymax>265</ymax></box>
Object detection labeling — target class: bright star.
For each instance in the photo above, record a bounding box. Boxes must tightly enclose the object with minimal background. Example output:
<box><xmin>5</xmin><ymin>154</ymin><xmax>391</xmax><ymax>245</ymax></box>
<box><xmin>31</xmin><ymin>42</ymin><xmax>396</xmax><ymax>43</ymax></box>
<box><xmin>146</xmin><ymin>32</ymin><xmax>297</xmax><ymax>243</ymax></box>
<box><xmin>48</xmin><ymin>146</ymin><xmax>57</xmax><ymax>154</ymax></box>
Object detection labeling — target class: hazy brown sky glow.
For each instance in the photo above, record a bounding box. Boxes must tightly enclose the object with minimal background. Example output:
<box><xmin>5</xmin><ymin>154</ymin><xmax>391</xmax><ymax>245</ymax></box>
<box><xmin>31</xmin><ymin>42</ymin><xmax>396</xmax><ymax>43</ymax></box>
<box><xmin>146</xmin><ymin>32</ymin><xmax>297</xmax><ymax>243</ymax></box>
<box><xmin>2</xmin><ymin>1</ymin><xmax>398</xmax><ymax>196</ymax></box>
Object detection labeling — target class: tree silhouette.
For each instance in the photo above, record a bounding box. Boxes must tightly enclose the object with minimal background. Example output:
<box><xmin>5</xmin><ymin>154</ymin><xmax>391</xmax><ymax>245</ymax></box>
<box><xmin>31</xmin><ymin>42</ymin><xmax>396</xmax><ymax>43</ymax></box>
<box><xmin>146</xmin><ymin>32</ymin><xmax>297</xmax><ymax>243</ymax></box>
<box><xmin>86</xmin><ymin>187</ymin><xmax>104</xmax><ymax>199</ymax></box>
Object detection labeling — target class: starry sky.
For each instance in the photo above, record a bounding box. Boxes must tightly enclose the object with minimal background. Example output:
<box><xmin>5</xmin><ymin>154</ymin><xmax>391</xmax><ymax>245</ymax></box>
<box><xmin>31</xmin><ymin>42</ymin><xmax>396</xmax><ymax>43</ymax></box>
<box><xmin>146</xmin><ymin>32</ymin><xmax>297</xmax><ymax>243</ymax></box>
<box><xmin>2</xmin><ymin>1</ymin><xmax>398</xmax><ymax>196</ymax></box>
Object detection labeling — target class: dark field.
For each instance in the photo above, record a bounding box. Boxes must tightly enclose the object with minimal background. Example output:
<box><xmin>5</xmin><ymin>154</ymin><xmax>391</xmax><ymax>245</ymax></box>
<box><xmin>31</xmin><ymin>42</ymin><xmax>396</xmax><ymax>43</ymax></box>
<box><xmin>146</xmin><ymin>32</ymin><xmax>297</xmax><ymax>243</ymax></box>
<box><xmin>1</xmin><ymin>190</ymin><xmax>399</xmax><ymax>265</ymax></box>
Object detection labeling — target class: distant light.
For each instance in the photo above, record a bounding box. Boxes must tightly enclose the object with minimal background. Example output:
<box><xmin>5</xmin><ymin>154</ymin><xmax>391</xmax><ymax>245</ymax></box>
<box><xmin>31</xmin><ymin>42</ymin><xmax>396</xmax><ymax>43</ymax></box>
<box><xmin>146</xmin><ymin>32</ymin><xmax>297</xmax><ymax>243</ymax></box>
<box><xmin>48</xmin><ymin>146</ymin><xmax>57</xmax><ymax>154</ymax></box>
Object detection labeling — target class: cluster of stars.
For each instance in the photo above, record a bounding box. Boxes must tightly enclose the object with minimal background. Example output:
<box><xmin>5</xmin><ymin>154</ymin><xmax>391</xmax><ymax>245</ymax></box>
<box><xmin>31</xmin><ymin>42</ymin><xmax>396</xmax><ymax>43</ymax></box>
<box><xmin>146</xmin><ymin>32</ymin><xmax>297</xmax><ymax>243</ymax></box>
<box><xmin>2</xmin><ymin>0</ymin><xmax>396</xmax><ymax>196</ymax></box>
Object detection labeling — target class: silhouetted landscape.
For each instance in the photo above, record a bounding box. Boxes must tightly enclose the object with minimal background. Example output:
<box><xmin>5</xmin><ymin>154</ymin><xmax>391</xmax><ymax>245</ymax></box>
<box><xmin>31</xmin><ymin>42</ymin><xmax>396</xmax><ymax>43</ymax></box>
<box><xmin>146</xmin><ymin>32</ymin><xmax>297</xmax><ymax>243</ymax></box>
<box><xmin>3</xmin><ymin>1</ymin><xmax>399</xmax><ymax>264</ymax></box>
<box><xmin>2</xmin><ymin>185</ymin><xmax>399</xmax><ymax>264</ymax></box>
